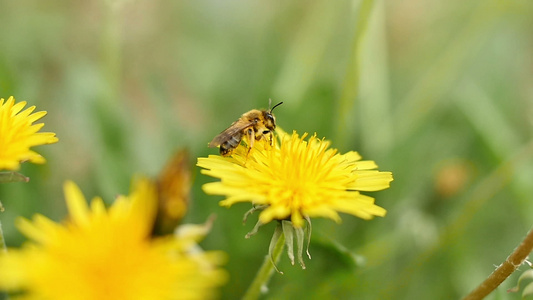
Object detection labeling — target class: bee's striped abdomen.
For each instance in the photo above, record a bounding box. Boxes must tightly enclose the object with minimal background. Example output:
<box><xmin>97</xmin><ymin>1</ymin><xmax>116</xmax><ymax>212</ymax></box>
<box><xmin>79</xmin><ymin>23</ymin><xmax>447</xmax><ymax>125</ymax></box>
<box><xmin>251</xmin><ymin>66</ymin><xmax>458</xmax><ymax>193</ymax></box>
<box><xmin>220</xmin><ymin>131</ymin><xmax>243</xmax><ymax>156</ymax></box>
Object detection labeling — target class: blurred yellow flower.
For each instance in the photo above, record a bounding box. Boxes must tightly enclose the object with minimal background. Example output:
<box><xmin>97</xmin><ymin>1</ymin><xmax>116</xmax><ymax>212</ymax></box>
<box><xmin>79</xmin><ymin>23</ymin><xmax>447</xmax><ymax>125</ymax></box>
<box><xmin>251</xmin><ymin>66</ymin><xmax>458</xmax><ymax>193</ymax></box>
<box><xmin>0</xmin><ymin>96</ymin><xmax>58</xmax><ymax>171</ymax></box>
<box><xmin>0</xmin><ymin>178</ymin><xmax>227</xmax><ymax>300</ymax></box>
<box><xmin>198</xmin><ymin>129</ymin><xmax>393</xmax><ymax>228</ymax></box>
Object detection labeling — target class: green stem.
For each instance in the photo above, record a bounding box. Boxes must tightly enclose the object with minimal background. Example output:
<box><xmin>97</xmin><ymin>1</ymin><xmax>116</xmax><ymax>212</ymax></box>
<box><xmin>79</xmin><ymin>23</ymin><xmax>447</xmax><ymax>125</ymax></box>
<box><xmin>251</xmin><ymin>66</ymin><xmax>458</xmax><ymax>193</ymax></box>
<box><xmin>0</xmin><ymin>219</ymin><xmax>8</xmax><ymax>300</ymax></box>
<box><xmin>1</xmin><ymin>207</ymin><xmax>12</xmax><ymax>300</ymax></box>
<box><xmin>0</xmin><ymin>219</ymin><xmax>6</xmax><ymax>253</ymax></box>
<box><xmin>462</xmin><ymin>226</ymin><xmax>533</xmax><ymax>300</ymax></box>
<box><xmin>242</xmin><ymin>234</ymin><xmax>285</xmax><ymax>300</ymax></box>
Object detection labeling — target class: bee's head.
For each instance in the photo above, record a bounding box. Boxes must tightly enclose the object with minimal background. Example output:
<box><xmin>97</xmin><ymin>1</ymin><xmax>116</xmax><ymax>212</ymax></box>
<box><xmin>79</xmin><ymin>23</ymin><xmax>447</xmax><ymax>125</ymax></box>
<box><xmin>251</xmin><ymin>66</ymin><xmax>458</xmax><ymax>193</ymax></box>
<box><xmin>264</xmin><ymin>100</ymin><xmax>283</xmax><ymax>130</ymax></box>
<box><xmin>263</xmin><ymin>111</ymin><xmax>276</xmax><ymax>130</ymax></box>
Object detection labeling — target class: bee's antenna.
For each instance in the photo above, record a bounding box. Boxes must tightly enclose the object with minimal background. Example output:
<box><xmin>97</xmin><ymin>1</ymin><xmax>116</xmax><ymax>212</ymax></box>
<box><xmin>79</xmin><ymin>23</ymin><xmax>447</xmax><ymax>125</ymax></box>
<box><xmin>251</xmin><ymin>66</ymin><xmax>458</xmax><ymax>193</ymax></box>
<box><xmin>270</xmin><ymin>101</ymin><xmax>283</xmax><ymax>113</ymax></box>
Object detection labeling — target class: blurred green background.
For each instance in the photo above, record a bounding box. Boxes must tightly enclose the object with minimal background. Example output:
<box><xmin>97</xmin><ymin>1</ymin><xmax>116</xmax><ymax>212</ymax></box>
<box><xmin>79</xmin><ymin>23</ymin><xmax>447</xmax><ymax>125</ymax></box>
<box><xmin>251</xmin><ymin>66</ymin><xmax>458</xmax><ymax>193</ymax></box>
<box><xmin>1</xmin><ymin>0</ymin><xmax>532</xmax><ymax>299</ymax></box>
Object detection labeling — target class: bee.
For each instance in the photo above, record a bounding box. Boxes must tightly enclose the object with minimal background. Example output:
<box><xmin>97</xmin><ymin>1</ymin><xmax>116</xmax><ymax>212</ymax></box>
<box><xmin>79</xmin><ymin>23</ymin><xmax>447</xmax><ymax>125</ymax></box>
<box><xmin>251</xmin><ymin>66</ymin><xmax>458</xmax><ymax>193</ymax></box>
<box><xmin>209</xmin><ymin>100</ymin><xmax>283</xmax><ymax>156</ymax></box>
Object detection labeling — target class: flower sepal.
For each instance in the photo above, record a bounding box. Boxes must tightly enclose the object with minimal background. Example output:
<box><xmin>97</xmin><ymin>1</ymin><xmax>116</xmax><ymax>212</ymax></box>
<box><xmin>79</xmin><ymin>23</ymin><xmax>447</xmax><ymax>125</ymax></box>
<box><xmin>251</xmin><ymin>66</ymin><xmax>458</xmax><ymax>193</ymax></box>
<box><xmin>243</xmin><ymin>204</ymin><xmax>313</xmax><ymax>273</ymax></box>
<box><xmin>271</xmin><ymin>219</ymin><xmax>312</xmax><ymax>272</ymax></box>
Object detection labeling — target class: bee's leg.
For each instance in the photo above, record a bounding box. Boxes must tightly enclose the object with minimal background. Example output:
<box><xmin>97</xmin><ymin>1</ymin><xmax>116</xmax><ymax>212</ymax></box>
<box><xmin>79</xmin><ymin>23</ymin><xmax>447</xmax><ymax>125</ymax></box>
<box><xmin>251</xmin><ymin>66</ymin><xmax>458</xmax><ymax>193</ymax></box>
<box><xmin>269</xmin><ymin>131</ymin><xmax>273</xmax><ymax>146</ymax></box>
<box><xmin>246</xmin><ymin>128</ymin><xmax>254</xmax><ymax>157</ymax></box>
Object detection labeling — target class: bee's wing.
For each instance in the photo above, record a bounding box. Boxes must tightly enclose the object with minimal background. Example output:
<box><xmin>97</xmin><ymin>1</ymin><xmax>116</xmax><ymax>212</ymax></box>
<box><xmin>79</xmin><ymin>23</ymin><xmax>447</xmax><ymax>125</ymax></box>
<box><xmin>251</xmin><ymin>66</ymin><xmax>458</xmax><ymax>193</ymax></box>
<box><xmin>208</xmin><ymin>121</ymin><xmax>253</xmax><ymax>147</ymax></box>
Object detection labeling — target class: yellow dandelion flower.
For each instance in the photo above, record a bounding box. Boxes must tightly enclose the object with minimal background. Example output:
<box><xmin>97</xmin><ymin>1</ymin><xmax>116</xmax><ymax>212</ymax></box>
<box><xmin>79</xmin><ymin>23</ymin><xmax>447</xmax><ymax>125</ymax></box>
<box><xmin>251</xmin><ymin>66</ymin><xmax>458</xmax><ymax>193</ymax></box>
<box><xmin>199</xmin><ymin>129</ymin><xmax>392</xmax><ymax>270</ymax></box>
<box><xmin>198</xmin><ymin>129</ymin><xmax>393</xmax><ymax>228</ymax></box>
<box><xmin>0</xmin><ymin>178</ymin><xmax>227</xmax><ymax>300</ymax></box>
<box><xmin>0</xmin><ymin>96</ymin><xmax>58</xmax><ymax>171</ymax></box>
